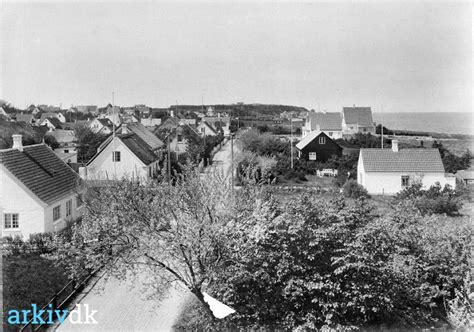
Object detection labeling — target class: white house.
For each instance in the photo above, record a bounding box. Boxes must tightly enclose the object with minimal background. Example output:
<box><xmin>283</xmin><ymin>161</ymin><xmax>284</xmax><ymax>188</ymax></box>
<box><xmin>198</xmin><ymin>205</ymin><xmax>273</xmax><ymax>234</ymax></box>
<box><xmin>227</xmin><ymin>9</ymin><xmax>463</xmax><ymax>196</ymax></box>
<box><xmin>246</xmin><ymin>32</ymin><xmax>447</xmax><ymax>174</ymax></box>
<box><xmin>0</xmin><ymin>107</ymin><xmax>9</xmax><ymax>119</ymax></box>
<box><xmin>45</xmin><ymin>129</ymin><xmax>79</xmax><ymax>162</ymax></box>
<box><xmin>357</xmin><ymin>140</ymin><xmax>455</xmax><ymax>195</ymax></box>
<box><xmin>0</xmin><ymin>135</ymin><xmax>83</xmax><ymax>238</ymax></box>
<box><xmin>197</xmin><ymin>121</ymin><xmax>219</xmax><ymax>136</ymax></box>
<box><xmin>342</xmin><ymin>107</ymin><xmax>375</xmax><ymax>135</ymax></box>
<box><xmin>202</xmin><ymin>116</ymin><xmax>231</xmax><ymax>136</ymax></box>
<box><xmin>39</xmin><ymin>117</ymin><xmax>62</xmax><ymax>131</ymax></box>
<box><xmin>39</xmin><ymin>112</ymin><xmax>66</xmax><ymax>123</ymax></box>
<box><xmin>82</xmin><ymin>123</ymin><xmax>164</xmax><ymax>180</ymax></box>
<box><xmin>302</xmin><ymin>112</ymin><xmax>343</xmax><ymax>139</ymax></box>
<box><xmin>89</xmin><ymin>118</ymin><xmax>114</xmax><ymax>135</ymax></box>
<box><xmin>141</xmin><ymin>116</ymin><xmax>162</xmax><ymax>127</ymax></box>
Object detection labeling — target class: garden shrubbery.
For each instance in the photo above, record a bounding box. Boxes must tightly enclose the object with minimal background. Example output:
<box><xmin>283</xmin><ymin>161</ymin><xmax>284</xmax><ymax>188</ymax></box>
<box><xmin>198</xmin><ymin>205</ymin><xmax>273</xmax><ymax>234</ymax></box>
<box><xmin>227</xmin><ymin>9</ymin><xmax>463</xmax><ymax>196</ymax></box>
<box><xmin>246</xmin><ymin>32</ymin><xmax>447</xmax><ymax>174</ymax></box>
<box><xmin>395</xmin><ymin>182</ymin><xmax>463</xmax><ymax>216</ymax></box>
<box><xmin>342</xmin><ymin>179</ymin><xmax>370</xmax><ymax>198</ymax></box>
<box><xmin>177</xmin><ymin>193</ymin><xmax>472</xmax><ymax>330</ymax></box>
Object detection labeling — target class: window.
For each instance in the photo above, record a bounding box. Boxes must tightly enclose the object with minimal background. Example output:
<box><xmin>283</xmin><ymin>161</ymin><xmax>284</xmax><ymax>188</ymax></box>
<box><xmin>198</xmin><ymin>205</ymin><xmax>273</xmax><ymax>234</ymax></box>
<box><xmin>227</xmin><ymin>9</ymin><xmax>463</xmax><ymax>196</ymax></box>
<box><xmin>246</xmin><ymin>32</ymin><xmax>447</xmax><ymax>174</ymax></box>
<box><xmin>64</xmin><ymin>149</ymin><xmax>69</xmax><ymax>153</ymax></box>
<box><xmin>76</xmin><ymin>194</ymin><xmax>83</xmax><ymax>207</ymax></box>
<box><xmin>201</xmin><ymin>127</ymin><xmax>205</xmax><ymax>134</ymax></box>
<box><xmin>319</xmin><ymin>136</ymin><xmax>326</xmax><ymax>144</ymax></box>
<box><xmin>309</xmin><ymin>152</ymin><xmax>317</xmax><ymax>160</ymax></box>
<box><xmin>53</xmin><ymin>205</ymin><xmax>61</xmax><ymax>221</ymax></box>
<box><xmin>4</xmin><ymin>213</ymin><xmax>19</xmax><ymax>229</ymax></box>
<box><xmin>401</xmin><ymin>175</ymin><xmax>410</xmax><ymax>187</ymax></box>
<box><xmin>112</xmin><ymin>151</ymin><xmax>121</xmax><ymax>162</ymax></box>
<box><xmin>328</xmin><ymin>132</ymin><xmax>333</xmax><ymax>137</ymax></box>
<box><xmin>66</xmin><ymin>200</ymin><xmax>72</xmax><ymax>217</ymax></box>
<box><xmin>177</xmin><ymin>134</ymin><xmax>183</xmax><ymax>142</ymax></box>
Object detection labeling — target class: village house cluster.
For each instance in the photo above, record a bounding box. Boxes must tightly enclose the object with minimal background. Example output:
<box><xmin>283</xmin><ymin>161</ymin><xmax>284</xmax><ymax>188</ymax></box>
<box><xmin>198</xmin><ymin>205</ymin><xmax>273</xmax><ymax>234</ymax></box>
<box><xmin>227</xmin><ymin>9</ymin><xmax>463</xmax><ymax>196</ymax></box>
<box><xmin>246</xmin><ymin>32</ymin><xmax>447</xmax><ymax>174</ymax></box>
<box><xmin>0</xmin><ymin>103</ymin><xmax>460</xmax><ymax>238</ymax></box>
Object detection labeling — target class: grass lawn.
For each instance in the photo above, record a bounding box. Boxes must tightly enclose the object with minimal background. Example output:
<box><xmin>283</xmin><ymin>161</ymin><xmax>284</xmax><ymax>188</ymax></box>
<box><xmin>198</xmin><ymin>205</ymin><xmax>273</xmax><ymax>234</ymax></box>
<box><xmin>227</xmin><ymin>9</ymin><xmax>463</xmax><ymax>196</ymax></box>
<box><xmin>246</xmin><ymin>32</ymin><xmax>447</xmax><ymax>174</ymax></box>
<box><xmin>276</xmin><ymin>174</ymin><xmax>337</xmax><ymax>188</ymax></box>
<box><xmin>2</xmin><ymin>253</ymin><xmax>69</xmax><ymax>331</ymax></box>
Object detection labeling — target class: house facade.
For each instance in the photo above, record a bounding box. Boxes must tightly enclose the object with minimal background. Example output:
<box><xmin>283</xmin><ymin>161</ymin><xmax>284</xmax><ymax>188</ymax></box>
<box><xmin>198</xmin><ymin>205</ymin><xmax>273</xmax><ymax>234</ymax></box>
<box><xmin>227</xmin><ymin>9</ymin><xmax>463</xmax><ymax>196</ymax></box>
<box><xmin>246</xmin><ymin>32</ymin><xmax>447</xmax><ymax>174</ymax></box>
<box><xmin>357</xmin><ymin>140</ymin><xmax>455</xmax><ymax>195</ymax></box>
<box><xmin>39</xmin><ymin>117</ymin><xmax>62</xmax><ymax>131</ymax></box>
<box><xmin>302</xmin><ymin>112</ymin><xmax>343</xmax><ymax>139</ymax></box>
<box><xmin>197</xmin><ymin>121</ymin><xmax>218</xmax><ymax>136</ymax></box>
<box><xmin>295</xmin><ymin>131</ymin><xmax>343</xmax><ymax>162</ymax></box>
<box><xmin>89</xmin><ymin>118</ymin><xmax>114</xmax><ymax>135</ymax></box>
<box><xmin>202</xmin><ymin>116</ymin><xmax>230</xmax><ymax>136</ymax></box>
<box><xmin>342</xmin><ymin>107</ymin><xmax>375</xmax><ymax>135</ymax></box>
<box><xmin>0</xmin><ymin>135</ymin><xmax>83</xmax><ymax>238</ymax></box>
<box><xmin>82</xmin><ymin>123</ymin><xmax>164</xmax><ymax>180</ymax></box>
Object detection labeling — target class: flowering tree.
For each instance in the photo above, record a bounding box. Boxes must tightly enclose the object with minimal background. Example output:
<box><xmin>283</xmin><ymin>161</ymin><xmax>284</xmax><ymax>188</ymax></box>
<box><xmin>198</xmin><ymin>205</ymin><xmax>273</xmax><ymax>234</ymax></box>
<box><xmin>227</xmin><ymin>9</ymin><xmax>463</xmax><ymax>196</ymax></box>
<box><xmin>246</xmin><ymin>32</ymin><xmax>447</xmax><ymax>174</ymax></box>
<box><xmin>50</xmin><ymin>167</ymin><xmax>260</xmax><ymax>317</ymax></box>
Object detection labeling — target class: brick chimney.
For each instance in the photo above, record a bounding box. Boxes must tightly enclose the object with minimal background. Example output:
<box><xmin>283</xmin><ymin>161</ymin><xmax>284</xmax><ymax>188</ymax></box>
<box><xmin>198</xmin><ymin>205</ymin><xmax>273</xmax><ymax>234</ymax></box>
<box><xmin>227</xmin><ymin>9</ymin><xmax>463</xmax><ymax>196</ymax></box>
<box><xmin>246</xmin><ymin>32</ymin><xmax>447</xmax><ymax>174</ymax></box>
<box><xmin>392</xmin><ymin>139</ymin><xmax>399</xmax><ymax>152</ymax></box>
<box><xmin>12</xmin><ymin>134</ymin><xmax>23</xmax><ymax>152</ymax></box>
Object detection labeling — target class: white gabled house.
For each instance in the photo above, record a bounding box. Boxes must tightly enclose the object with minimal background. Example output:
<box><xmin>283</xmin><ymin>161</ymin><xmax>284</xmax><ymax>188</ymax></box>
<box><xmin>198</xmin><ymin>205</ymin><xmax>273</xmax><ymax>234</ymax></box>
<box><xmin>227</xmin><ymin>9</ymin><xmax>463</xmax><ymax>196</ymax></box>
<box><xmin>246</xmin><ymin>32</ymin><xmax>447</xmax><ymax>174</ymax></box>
<box><xmin>197</xmin><ymin>121</ymin><xmax>219</xmax><ymax>136</ymax></box>
<box><xmin>302</xmin><ymin>112</ymin><xmax>343</xmax><ymax>139</ymax></box>
<box><xmin>342</xmin><ymin>106</ymin><xmax>375</xmax><ymax>135</ymax></box>
<box><xmin>357</xmin><ymin>140</ymin><xmax>455</xmax><ymax>195</ymax></box>
<box><xmin>81</xmin><ymin>123</ymin><xmax>165</xmax><ymax>180</ymax></box>
<box><xmin>89</xmin><ymin>118</ymin><xmax>114</xmax><ymax>135</ymax></box>
<box><xmin>0</xmin><ymin>135</ymin><xmax>83</xmax><ymax>238</ymax></box>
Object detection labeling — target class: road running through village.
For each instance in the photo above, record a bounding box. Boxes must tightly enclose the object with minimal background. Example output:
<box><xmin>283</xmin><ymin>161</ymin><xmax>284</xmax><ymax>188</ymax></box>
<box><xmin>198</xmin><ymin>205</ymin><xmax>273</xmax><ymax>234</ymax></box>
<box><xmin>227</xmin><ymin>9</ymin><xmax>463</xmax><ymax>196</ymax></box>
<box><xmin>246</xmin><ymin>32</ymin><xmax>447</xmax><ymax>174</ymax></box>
<box><xmin>55</xmin><ymin>136</ymin><xmax>239</xmax><ymax>332</ymax></box>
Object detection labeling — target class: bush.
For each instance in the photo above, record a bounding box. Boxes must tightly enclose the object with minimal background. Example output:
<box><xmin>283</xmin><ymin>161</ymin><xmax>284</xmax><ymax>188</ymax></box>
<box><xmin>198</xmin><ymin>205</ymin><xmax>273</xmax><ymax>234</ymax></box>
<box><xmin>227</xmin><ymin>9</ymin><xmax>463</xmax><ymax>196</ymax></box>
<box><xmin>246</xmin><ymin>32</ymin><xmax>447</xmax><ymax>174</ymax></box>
<box><xmin>202</xmin><ymin>195</ymin><xmax>472</xmax><ymax>330</ymax></box>
<box><xmin>342</xmin><ymin>180</ymin><xmax>370</xmax><ymax>198</ymax></box>
<box><xmin>395</xmin><ymin>182</ymin><xmax>463</xmax><ymax>216</ymax></box>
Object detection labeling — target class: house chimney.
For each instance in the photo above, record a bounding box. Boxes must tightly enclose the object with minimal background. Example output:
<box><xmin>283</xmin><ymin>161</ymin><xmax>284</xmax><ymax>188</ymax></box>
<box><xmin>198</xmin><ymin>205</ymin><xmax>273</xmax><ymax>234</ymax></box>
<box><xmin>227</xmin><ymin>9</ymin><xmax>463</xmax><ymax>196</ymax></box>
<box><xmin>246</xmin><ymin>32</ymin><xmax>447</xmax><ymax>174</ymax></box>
<box><xmin>392</xmin><ymin>139</ymin><xmax>399</xmax><ymax>152</ymax></box>
<box><xmin>12</xmin><ymin>134</ymin><xmax>23</xmax><ymax>152</ymax></box>
<box><xmin>122</xmin><ymin>123</ymin><xmax>128</xmax><ymax>134</ymax></box>
<box><xmin>170</xmin><ymin>110</ymin><xmax>175</xmax><ymax>118</ymax></box>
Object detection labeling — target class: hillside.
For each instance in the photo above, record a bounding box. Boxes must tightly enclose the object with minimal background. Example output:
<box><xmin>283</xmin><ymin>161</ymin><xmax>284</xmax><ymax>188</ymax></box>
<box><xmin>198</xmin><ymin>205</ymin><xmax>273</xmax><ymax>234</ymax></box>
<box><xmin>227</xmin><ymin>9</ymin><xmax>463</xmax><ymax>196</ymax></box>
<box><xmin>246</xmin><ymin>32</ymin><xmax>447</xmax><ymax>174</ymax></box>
<box><xmin>169</xmin><ymin>103</ymin><xmax>309</xmax><ymax>117</ymax></box>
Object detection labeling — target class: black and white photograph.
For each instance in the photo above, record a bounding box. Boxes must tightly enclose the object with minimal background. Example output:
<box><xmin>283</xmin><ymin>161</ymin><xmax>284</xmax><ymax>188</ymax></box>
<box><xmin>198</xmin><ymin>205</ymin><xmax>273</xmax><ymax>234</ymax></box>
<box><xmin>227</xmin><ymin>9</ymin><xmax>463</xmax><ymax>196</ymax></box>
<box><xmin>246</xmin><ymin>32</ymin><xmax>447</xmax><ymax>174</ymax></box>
<box><xmin>0</xmin><ymin>1</ymin><xmax>473</xmax><ymax>331</ymax></box>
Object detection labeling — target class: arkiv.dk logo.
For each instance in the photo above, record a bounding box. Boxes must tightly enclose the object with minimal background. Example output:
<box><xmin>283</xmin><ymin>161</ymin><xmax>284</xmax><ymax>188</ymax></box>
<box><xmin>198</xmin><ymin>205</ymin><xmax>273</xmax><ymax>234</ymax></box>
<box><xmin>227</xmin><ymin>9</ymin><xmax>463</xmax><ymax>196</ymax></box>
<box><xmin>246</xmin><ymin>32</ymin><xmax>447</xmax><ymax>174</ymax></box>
<box><xmin>7</xmin><ymin>303</ymin><xmax>98</xmax><ymax>325</ymax></box>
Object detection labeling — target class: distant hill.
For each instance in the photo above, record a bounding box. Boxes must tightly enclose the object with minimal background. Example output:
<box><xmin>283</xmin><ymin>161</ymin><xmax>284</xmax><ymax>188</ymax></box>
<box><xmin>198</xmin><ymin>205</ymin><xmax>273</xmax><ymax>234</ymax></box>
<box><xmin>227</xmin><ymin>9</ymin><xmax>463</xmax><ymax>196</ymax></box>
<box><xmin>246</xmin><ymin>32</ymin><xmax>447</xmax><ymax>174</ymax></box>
<box><xmin>169</xmin><ymin>104</ymin><xmax>309</xmax><ymax>117</ymax></box>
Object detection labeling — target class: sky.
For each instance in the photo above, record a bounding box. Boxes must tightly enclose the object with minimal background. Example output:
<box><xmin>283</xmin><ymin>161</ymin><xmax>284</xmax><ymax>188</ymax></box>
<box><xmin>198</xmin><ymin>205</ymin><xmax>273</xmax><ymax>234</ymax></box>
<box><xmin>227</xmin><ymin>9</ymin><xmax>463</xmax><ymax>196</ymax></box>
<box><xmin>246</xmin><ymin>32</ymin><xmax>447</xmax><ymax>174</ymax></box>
<box><xmin>0</xmin><ymin>1</ymin><xmax>472</xmax><ymax>113</ymax></box>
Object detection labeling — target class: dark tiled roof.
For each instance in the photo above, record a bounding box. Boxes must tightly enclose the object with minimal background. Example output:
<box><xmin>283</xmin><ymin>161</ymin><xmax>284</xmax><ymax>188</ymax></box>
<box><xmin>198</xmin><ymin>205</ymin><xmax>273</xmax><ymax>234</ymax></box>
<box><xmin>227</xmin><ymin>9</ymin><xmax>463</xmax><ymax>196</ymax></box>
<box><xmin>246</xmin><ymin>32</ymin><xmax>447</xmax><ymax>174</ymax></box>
<box><xmin>97</xmin><ymin>118</ymin><xmax>114</xmax><ymax>128</ymax></box>
<box><xmin>0</xmin><ymin>144</ymin><xmax>81</xmax><ymax>204</ymax></box>
<box><xmin>343</xmin><ymin>107</ymin><xmax>373</xmax><ymax>126</ymax></box>
<box><xmin>126</xmin><ymin>122</ymin><xmax>164</xmax><ymax>150</ymax></box>
<box><xmin>119</xmin><ymin>133</ymin><xmax>157</xmax><ymax>165</ymax></box>
<box><xmin>43</xmin><ymin>117</ymin><xmax>62</xmax><ymax>128</ymax></box>
<box><xmin>360</xmin><ymin>148</ymin><xmax>445</xmax><ymax>172</ymax></box>
<box><xmin>202</xmin><ymin>122</ymin><xmax>218</xmax><ymax>134</ymax></box>
<box><xmin>308</xmin><ymin>112</ymin><xmax>342</xmax><ymax>131</ymax></box>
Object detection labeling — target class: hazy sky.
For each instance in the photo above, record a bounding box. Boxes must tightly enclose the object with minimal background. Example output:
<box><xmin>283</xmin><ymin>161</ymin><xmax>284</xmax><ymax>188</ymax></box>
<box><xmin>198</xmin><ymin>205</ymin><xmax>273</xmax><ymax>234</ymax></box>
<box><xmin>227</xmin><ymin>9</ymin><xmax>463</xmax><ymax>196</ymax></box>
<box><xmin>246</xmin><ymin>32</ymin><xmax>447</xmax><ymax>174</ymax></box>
<box><xmin>1</xmin><ymin>1</ymin><xmax>471</xmax><ymax>112</ymax></box>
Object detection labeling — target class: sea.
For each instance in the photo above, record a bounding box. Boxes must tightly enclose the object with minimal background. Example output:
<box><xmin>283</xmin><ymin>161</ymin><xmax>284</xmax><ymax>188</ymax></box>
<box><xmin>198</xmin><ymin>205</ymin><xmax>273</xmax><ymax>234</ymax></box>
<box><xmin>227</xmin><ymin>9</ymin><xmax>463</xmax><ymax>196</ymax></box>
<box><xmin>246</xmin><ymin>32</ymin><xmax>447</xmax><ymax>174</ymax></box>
<box><xmin>372</xmin><ymin>112</ymin><xmax>473</xmax><ymax>136</ymax></box>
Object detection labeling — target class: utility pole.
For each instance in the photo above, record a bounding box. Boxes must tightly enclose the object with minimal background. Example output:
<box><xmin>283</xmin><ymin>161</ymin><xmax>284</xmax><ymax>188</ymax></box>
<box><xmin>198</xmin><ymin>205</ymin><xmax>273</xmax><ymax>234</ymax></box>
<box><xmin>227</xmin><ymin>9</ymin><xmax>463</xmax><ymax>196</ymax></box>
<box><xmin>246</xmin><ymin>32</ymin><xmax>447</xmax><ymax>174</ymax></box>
<box><xmin>381</xmin><ymin>104</ymin><xmax>384</xmax><ymax>149</ymax></box>
<box><xmin>167</xmin><ymin>133</ymin><xmax>171</xmax><ymax>185</ymax></box>
<box><xmin>112</xmin><ymin>92</ymin><xmax>116</xmax><ymax>178</ymax></box>
<box><xmin>230</xmin><ymin>133</ymin><xmax>234</xmax><ymax>193</ymax></box>
<box><xmin>290</xmin><ymin>112</ymin><xmax>294</xmax><ymax>169</ymax></box>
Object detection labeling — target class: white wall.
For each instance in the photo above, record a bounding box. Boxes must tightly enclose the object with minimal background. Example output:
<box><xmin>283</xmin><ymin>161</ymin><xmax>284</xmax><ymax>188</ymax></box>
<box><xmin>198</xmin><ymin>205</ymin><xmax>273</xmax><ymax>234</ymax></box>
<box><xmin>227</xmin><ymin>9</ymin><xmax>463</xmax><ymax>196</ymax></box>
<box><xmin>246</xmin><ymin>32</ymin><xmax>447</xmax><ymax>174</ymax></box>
<box><xmin>0</xmin><ymin>167</ymin><xmax>45</xmax><ymax>238</ymax></box>
<box><xmin>362</xmin><ymin>171</ymin><xmax>453</xmax><ymax>195</ymax></box>
<box><xmin>86</xmin><ymin>137</ymin><xmax>150</xmax><ymax>180</ymax></box>
<box><xmin>44</xmin><ymin>193</ymin><xmax>84</xmax><ymax>233</ymax></box>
